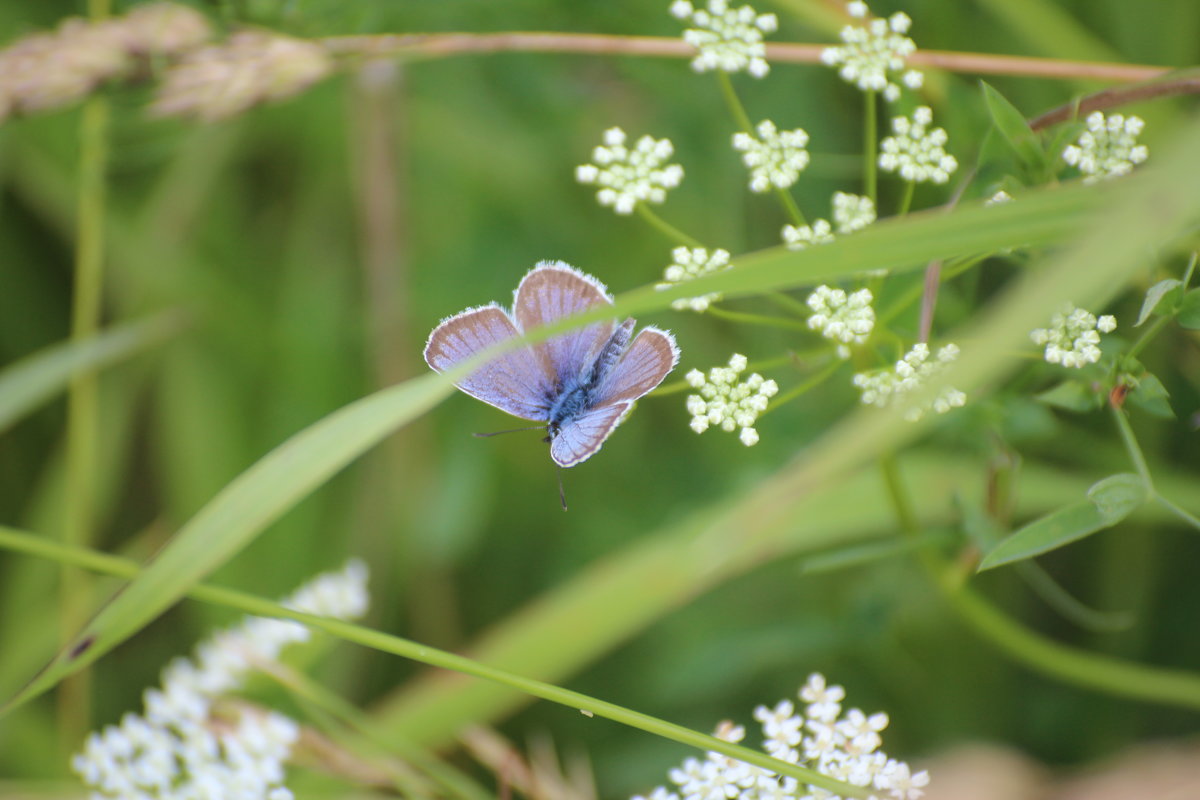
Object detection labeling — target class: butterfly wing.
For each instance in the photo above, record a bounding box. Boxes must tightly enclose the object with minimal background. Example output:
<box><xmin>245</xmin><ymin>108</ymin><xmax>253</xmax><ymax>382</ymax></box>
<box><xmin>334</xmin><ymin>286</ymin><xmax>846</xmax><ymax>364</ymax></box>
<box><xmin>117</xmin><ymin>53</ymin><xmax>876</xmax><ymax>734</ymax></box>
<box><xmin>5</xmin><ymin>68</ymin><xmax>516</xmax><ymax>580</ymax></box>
<box><xmin>593</xmin><ymin>326</ymin><xmax>680</xmax><ymax>405</ymax></box>
<box><xmin>549</xmin><ymin>401</ymin><xmax>631</xmax><ymax>467</ymax></box>
<box><xmin>424</xmin><ymin>304</ymin><xmax>553</xmax><ymax>421</ymax></box>
<box><xmin>514</xmin><ymin>261</ymin><xmax>615</xmax><ymax>384</ymax></box>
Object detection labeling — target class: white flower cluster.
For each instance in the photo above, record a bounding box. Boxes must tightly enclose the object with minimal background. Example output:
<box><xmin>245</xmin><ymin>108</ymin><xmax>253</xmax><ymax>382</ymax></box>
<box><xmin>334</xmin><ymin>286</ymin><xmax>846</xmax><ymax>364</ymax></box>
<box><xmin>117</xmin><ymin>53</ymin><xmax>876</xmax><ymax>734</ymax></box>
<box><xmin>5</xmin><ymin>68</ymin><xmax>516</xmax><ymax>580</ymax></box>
<box><xmin>782</xmin><ymin>219</ymin><xmax>834</xmax><ymax>251</ymax></box>
<box><xmin>732</xmin><ymin>120</ymin><xmax>810</xmax><ymax>193</ymax></box>
<box><xmin>72</xmin><ymin>561</ymin><xmax>370</xmax><ymax>800</ymax></box>
<box><xmin>853</xmin><ymin>343</ymin><xmax>965</xmax><ymax>421</ymax></box>
<box><xmin>670</xmin><ymin>0</ymin><xmax>778</xmax><ymax>78</ymax></box>
<box><xmin>985</xmin><ymin>189</ymin><xmax>1013</xmax><ymax>205</ymax></box>
<box><xmin>832</xmin><ymin>191</ymin><xmax>876</xmax><ymax>233</ymax></box>
<box><xmin>658</xmin><ymin>246</ymin><xmax>733</xmax><ymax>311</ymax></box>
<box><xmin>782</xmin><ymin>192</ymin><xmax>875</xmax><ymax>251</ymax></box>
<box><xmin>576</xmin><ymin>127</ymin><xmax>685</xmax><ymax>215</ymax></box>
<box><xmin>820</xmin><ymin>1</ymin><xmax>924</xmax><ymax>102</ymax></box>
<box><xmin>632</xmin><ymin>673</ymin><xmax>930</xmax><ymax>800</ymax></box>
<box><xmin>806</xmin><ymin>285</ymin><xmax>875</xmax><ymax>359</ymax></box>
<box><xmin>1030</xmin><ymin>304</ymin><xmax>1117</xmax><ymax>367</ymax></box>
<box><xmin>685</xmin><ymin>354</ymin><xmax>778</xmax><ymax>446</ymax></box>
<box><xmin>1062</xmin><ymin>111</ymin><xmax>1148</xmax><ymax>183</ymax></box>
<box><xmin>878</xmin><ymin>106</ymin><xmax>958</xmax><ymax>184</ymax></box>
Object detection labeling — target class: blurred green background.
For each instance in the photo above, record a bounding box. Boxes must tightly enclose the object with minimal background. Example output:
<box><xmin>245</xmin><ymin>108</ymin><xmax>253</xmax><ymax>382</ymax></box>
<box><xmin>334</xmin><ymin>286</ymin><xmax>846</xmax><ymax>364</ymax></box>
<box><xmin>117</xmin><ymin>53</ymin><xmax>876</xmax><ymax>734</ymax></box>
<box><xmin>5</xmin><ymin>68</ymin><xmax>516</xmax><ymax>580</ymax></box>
<box><xmin>1</xmin><ymin>0</ymin><xmax>1198</xmax><ymax>796</ymax></box>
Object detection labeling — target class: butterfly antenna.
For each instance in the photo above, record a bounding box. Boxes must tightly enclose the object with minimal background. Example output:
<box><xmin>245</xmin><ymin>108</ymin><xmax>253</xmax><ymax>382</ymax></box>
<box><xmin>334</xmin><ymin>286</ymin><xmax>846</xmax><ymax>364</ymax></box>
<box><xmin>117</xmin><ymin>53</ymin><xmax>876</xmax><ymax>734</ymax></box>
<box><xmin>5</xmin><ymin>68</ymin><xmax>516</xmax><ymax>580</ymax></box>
<box><xmin>556</xmin><ymin>464</ymin><xmax>569</xmax><ymax>511</ymax></box>
<box><xmin>472</xmin><ymin>425</ymin><xmax>546</xmax><ymax>438</ymax></box>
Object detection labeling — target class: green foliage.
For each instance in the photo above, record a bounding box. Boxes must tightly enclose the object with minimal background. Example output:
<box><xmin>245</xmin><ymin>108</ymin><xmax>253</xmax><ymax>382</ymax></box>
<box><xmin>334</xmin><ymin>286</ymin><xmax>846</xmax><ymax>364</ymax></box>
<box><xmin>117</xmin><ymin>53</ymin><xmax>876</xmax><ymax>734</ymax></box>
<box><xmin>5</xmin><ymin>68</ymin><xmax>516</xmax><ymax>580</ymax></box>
<box><xmin>2</xmin><ymin>1</ymin><xmax>1200</xmax><ymax>797</ymax></box>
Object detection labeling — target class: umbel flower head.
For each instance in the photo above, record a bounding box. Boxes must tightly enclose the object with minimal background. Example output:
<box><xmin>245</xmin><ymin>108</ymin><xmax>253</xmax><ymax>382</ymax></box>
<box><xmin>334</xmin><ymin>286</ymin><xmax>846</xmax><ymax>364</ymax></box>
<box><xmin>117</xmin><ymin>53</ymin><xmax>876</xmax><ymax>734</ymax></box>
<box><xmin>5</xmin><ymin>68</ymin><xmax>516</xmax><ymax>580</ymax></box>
<box><xmin>576</xmin><ymin>127</ymin><xmax>685</xmax><ymax>215</ymax></box>
<box><xmin>150</xmin><ymin>30</ymin><xmax>332</xmax><ymax>121</ymax></box>
<box><xmin>657</xmin><ymin>246</ymin><xmax>733</xmax><ymax>311</ymax></box>
<box><xmin>72</xmin><ymin>561</ymin><xmax>370</xmax><ymax>800</ymax></box>
<box><xmin>821</xmin><ymin>1</ymin><xmax>924</xmax><ymax>102</ymax></box>
<box><xmin>670</xmin><ymin>0</ymin><xmax>778</xmax><ymax>78</ymax></box>
<box><xmin>878</xmin><ymin>106</ymin><xmax>958</xmax><ymax>184</ymax></box>
<box><xmin>806</xmin><ymin>285</ymin><xmax>875</xmax><ymax>358</ymax></box>
<box><xmin>632</xmin><ymin>672</ymin><xmax>930</xmax><ymax>800</ymax></box>
<box><xmin>782</xmin><ymin>192</ymin><xmax>876</xmax><ymax>251</ymax></box>
<box><xmin>732</xmin><ymin>120</ymin><xmax>810</xmax><ymax>193</ymax></box>
<box><xmin>853</xmin><ymin>343</ymin><xmax>965</xmax><ymax>421</ymax></box>
<box><xmin>1062</xmin><ymin>111</ymin><xmax>1149</xmax><ymax>183</ymax></box>
<box><xmin>685</xmin><ymin>354</ymin><xmax>778</xmax><ymax>446</ymax></box>
<box><xmin>1030</xmin><ymin>303</ymin><xmax>1117</xmax><ymax>367</ymax></box>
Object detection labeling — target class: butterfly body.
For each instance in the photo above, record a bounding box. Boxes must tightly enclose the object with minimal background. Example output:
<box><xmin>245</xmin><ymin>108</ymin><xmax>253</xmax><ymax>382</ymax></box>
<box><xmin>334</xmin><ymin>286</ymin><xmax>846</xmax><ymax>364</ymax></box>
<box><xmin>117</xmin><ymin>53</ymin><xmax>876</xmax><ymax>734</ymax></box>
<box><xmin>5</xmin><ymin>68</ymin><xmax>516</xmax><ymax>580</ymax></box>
<box><xmin>424</xmin><ymin>262</ymin><xmax>678</xmax><ymax>467</ymax></box>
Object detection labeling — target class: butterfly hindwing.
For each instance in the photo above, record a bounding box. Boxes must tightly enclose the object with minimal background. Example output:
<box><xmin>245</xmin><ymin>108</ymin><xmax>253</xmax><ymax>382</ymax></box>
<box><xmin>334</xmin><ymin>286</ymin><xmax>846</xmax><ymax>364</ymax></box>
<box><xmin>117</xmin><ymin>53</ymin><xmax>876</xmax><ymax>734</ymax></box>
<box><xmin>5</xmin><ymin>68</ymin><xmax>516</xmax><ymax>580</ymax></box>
<box><xmin>424</xmin><ymin>304</ymin><xmax>553</xmax><ymax>421</ymax></box>
<box><xmin>549</xmin><ymin>401</ymin><xmax>631</xmax><ymax>467</ymax></box>
<box><xmin>594</xmin><ymin>326</ymin><xmax>680</xmax><ymax>406</ymax></box>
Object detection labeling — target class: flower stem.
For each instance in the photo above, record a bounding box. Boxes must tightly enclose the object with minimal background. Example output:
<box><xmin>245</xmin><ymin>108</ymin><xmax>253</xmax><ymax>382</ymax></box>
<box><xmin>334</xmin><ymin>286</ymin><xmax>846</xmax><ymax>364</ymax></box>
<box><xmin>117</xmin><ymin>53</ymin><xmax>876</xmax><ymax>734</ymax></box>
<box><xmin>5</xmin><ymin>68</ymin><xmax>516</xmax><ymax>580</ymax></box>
<box><xmin>775</xmin><ymin>186</ymin><xmax>806</xmax><ymax>226</ymax></box>
<box><xmin>706</xmin><ymin>306</ymin><xmax>810</xmax><ymax>331</ymax></box>
<box><xmin>716</xmin><ymin>70</ymin><xmax>754</xmax><ymax>134</ymax></box>
<box><xmin>878</xmin><ymin>454</ymin><xmax>1200</xmax><ymax>712</ymax></box>
<box><xmin>1110</xmin><ymin>405</ymin><xmax>1152</xmax><ymax>487</ymax></box>
<box><xmin>761</xmin><ymin>358</ymin><xmax>842</xmax><ymax>415</ymax></box>
<box><xmin>896</xmin><ymin>180</ymin><xmax>916</xmax><ymax>217</ymax></box>
<box><xmin>864</xmin><ymin>89</ymin><xmax>878</xmax><ymax>203</ymax></box>
<box><xmin>767</xmin><ymin>290</ymin><xmax>811</xmax><ymax>317</ymax></box>
<box><xmin>636</xmin><ymin>203</ymin><xmax>702</xmax><ymax>247</ymax></box>
<box><xmin>61</xmin><ymin>91</ymin><xmax>110</xmax><ymax>755</ymax></box>
<box><xmin>0</xmin><ymin>525</ymin><xmax>873</xmax><ymax>799</ymax></box>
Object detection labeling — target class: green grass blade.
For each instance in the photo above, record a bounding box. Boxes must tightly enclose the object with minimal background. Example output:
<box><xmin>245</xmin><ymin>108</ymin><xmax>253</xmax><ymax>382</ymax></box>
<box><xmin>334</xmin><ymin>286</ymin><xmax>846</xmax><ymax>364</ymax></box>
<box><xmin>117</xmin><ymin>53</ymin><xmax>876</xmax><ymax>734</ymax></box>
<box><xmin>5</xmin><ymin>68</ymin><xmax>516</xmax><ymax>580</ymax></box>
<box><xmin>0</xmin><ymin>312</ymin><xmax>182</xmax><ymax>435</ymax></box>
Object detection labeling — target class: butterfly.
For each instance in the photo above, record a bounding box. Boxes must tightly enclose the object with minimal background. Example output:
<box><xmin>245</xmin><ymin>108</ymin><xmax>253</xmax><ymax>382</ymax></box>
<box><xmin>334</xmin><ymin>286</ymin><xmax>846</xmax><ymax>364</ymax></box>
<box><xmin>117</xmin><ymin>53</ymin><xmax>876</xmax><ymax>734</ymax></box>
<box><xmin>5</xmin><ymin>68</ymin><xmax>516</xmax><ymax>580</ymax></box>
<box><xmin>424</xmin><ymin>261</ymin><xmax>679</xmax><ymax>467</ymax></box>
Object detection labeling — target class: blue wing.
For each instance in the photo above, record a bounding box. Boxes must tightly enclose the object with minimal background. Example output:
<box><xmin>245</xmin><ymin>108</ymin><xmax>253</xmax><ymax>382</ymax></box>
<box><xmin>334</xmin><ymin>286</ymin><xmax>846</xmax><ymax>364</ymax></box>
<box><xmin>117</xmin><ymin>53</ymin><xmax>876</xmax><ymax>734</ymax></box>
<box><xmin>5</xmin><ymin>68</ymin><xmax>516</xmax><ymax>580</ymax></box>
<box><xmin>593</xmin><ymin>326</ymin><xmax>679</xmax><ymax>406</ymax></box>
<box><xmin>549</xmin><ymin>402</ymin><xmax>630</xmax><ymax>467</ymax></box>
<box><xmin>424</xmin><ymin>304</ymin><xmax>553</xmax><ymax>421</ymax></box>
<box><xmin>515</xmin><ymin>261</ymin><xmax>615</xmax><ymax>385</ymax></box>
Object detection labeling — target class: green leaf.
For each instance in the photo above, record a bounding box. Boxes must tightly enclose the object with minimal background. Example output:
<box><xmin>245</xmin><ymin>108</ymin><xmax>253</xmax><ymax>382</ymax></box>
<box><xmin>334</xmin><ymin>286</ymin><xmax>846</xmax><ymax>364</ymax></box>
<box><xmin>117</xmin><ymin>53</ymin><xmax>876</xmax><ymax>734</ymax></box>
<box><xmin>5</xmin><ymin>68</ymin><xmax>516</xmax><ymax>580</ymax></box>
<box><xmin>0</xmin><ymin>313</ymin><xmax>182</xmax><ymax>435</ymax></box>
<box><xmin>1178</xmin><ymin>288</ymin><xmax>1200</xmax><ymax>329</ymax></box>
<box><xmin>980</xmin><ymin>500</ymin><xmax>1116</xmax><ymax>570</ymax></box>
<box><xmin>981</xmin><ymin>82</ymin><xmax>1046</xmax><ymax>172</ymax></box>
<box><xmin>1086</xmin><ymin>473</ymin><xmax>1148</xmax><ymax>523</ymax></box>
<box><xmin>1128</xmin><ymin>373</ymin><xmax>1174</xmax><ymax>418</ymax></box>
<box><xmin>1035</xmin><ymin>379</ymin><xmax>1102</xmax><ymax>412</ymax></box>
<box><xmin>1135</xmin><ymin>278</ymin><xmax>1182</xmax><ymax>326</ymax></box>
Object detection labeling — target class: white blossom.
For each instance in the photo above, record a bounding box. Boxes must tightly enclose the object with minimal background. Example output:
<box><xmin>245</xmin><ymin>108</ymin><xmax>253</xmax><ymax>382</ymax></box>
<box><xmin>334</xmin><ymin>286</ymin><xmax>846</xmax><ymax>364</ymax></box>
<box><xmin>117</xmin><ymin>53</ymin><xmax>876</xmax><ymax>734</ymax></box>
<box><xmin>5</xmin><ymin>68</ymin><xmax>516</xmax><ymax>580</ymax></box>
<box><xmin>685</xmin><ymin>354</ymin><xmax>778</xmax><ymax>446</ymax></box>
<box><xmin>576</xmin><ymin>127</ymin><xmax>684</xmax><ymax>214</ymax></box>
<box><xmin>1030</xmin><ymin>304</ymin><xmax>1117</xmax><ymax>367</ymax></box>
<box><xmin>671</xmin><ymin>0</ymin><xmax>778</xmax><ymax>78</ymax></box>
<box><xmin>630</xmin><ymin>672</ymin><xmax>928</xmax><ymax>800</ymax></box>
<box><xmin>821</xmin><ymin>1</ymin><xmax>924</xmax><ymax>102</ymax></box>
<box><xmin>657</xmin><ymin>247</ymin><xmax>733</xmax><ymax>311</ymax></box>
<box><xmin>806</xmin><ymin>285</ymin><xmax>875</xmax><ymax>358</ymax></box>
<box><xmin>831</xmin><ymin>191</ymin><xmax>876</xmax><ymax>233</ymax></box>
<box><xmin>72</xmin><ymin>562</ymin><xmax>370</xmax><ymax>800</ymax></box>
<box><xmin>853</xmin><ymin>342</ymin><xmax>966</xmax><ymax>421</ymax></box>
<box><xmin>781</xmin><ymin>218</ymin><xmax>834</xmax><ymax>250</ymax></box>
<box><xmin>732</xmin><ymin>120</ymin><xmax>810</xmax><ymax>192</ymax></box>
<box><xmin>879</xmin><ymin>106</ymin><xmax>958</xmax><ymax>184</ymax></box>
<box><xmin>1062</xmin><ymin>111</ymin><xmax>1148</xmax><ymax>183</ymax></box>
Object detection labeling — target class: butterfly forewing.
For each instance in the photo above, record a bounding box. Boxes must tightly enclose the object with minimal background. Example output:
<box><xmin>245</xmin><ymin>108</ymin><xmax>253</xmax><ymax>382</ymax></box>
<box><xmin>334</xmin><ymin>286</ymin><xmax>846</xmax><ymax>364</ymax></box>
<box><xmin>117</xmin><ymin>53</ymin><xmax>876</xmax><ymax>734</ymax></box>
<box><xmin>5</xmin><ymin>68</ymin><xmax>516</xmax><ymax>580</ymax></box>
<box><xmin>549</xmin><ymin>402</ymin><xmax>630</xmax><ymax>467</ymax></box>
<box><xmin>424</xmin><ymin>304</ymin><xmax>553</xmax><ymax>421</ymax></box>
<box><xmin>594</xmin><ymin>326</ymin><xmax>680</xmax><ymax>406</ymax></box>
<box><xmin>515</xmin><ymin>263</ymin><xmax>615</xmax><ymax>385</ymax></box>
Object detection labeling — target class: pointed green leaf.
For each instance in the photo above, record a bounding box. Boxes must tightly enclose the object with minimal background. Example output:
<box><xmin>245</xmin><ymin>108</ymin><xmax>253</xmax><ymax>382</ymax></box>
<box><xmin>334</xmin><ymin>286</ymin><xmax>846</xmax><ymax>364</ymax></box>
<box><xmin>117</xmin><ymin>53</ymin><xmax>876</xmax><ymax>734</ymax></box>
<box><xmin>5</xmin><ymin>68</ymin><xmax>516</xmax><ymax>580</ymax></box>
<box><xmin>1178</xmin><ymin>288</ymin><xmax>1200</xmax><ymax>329</ymax></box>
<box><xmin>1135</xmin><ymin>278</ymin><xmax>1182</xmax><ymax>326</ymax></box>
<box><xmin>1128</xmin><ymin>373</ymin><xmax>1174</xmax><ymax>418</ymax></box>
<box><xmin>981</xmin><ymin>81</ymin><xmax>1046</xmax><ymax>172</ymax></box>
<box><xmin>979</xmin><ymin>500</ymin><xmax>1114</xmax><ymax>570</ymax></box>
<box><xmin>1086</xmin><ymin>473</ymin><xmax>1148</xmax><ymax>523</ymax></box>
<box><xmin>1035</xmin><ymin>379</ymin><xmax>1101</xmax><ymax>412</ymax></box>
